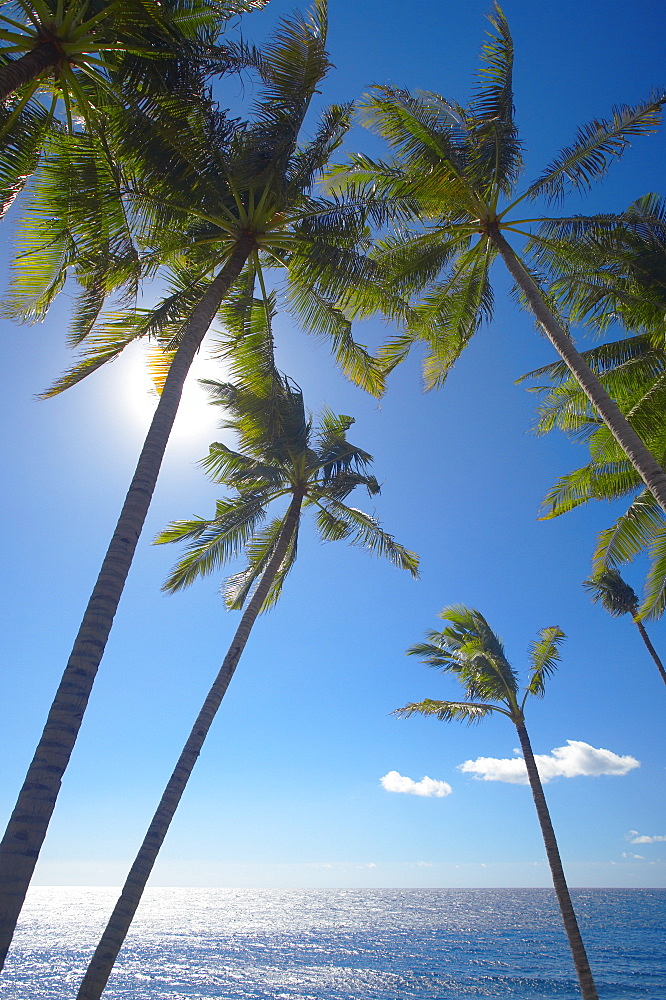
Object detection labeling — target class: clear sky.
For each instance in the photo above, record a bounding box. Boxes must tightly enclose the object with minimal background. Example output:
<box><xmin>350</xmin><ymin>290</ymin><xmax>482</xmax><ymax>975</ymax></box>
<box><xmin>1</xmin><ymin>0</ymin><xmax>665</xmax><ymax>892</ymax></box>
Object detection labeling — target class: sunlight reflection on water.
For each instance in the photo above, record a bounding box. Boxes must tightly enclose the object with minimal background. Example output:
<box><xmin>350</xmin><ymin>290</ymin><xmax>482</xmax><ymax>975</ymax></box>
<box><xmin>2</xmin><ymin>887</ymin><xmax>664</xmax><ymax>999</ymax></box>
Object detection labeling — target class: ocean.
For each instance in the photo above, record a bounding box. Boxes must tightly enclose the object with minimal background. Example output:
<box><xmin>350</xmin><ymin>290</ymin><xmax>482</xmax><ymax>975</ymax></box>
<box><xmin>1</xmin><ymin>887</ymin><xmax>664</xmax><ymax>999</ymax></box>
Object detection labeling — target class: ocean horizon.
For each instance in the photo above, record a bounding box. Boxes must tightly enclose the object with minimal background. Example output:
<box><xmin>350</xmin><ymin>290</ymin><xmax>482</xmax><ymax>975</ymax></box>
<box><xmin>1</xmin><ymin>885</ymin><xmax>664</xmax><ymax>998</ymax></box>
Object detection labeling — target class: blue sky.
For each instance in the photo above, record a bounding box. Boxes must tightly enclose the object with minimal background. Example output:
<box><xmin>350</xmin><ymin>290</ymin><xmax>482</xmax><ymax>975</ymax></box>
<box><xmin>1</xmin><ymin>0</ymin><xmax>665</xmax><ymax>891</ymax></box>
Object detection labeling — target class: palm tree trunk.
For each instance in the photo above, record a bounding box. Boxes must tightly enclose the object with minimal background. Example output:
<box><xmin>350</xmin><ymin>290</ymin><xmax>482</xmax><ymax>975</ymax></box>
<box><xmin>0</xmin><ymin>42</ymin><xmax>62</xmax><ymax>102</ymax></box>
<box><xmin>490</xmin><ymin>228</ymin><xmax>666</xmax><ymax>516</ymax></box>
<box><xmin>76</xmin><ymin>491</ymin><xmax>304</xmax><ymax>1000</ymax></box>
<box><xmin>632</xmin><ymin>617</ymin><xmax>666</xmax><ymax>686</ymax></box>
<box><xmin>515</xmin><ymin>722</ymin><xmax>599</xmax><ymax>1000</ymax></box>
<box><xmin>0</xmin><ymin>236</ymin><xmax>255</xmax><ymax>971</ymax></box>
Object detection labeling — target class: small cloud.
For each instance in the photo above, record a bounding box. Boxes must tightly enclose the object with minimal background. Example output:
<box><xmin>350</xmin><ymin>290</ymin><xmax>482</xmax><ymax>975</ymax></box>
<box><xmin>622</xmin><ymin>852</ymin><xmax>644</xmax><ymax>860</ymax></box>
<box><xmin>415</xmin><ymin>861</ymin><xmax>433</xmax><ymax>868</ymax></box>
<box><xmin>380</xmin><ymin>770</ymin><xmax>452</xmax><ymax>798</ymax></box>
<box><xmin>627</xmin><ymin>831</ymin><xmax>666</xmax><ymax>844</ymax></box>
<box><xmin>459</xmin><ymin>740</ymin><xmax>639</xmax><ymax>785</ymax></box>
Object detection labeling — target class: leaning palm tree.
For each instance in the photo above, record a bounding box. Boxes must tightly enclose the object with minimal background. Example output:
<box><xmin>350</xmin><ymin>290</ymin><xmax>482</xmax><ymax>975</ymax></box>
<box><xmin>398</xmin><ymin>605</ymin><xmax>598</xmax><ymax>1000</ymax></box>
<box><xmin>76</xmin><ymin>328</ymin><xmax>418</xmax><ymax>1000</ymax></box>
<box><xmin>583</xmin><ymin>570</ymin><xmax>666</xmax><ymax>686</ymax></box>
<box><xmin>0</xmin><ymin>0</ymin><xmax>384</xmax><ymax>965</ymax></box>
<box><xmin>328</xmin><ymin>2</ymin><xmax>666</xmax><ymax>512</ymax></box>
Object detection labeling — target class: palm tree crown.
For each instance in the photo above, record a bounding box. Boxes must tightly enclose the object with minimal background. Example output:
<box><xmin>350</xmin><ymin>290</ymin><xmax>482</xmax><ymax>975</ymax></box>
<box><xmin>399</xmin><ymin>605</ymin><xmax>563</xmax><ymax>727</ymax></box>
<box><xmin>583</xmin><ymin>569</ymin><xmax>639</xmax><ymax>618</ymax></box>
<box><xmin>0</xmin><ymin>0</ymin><xmax>267</xmax><ymax>214</ymax></box>
<box><xmin>328</xmin><ymin>1</ymin><xmax>666</xmax><ymax>512</ymax></box>
<box><xmin>157</xmin><ymin>321</ymin><xmax>419</xmax><ymax>598</ymax></box>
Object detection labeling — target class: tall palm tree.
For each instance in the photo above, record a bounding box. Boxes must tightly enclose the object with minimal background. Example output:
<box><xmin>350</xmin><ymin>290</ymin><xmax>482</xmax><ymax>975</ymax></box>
<box><xmin>0</xmin><ymin>0</ymin><xmax>382</xmax><ymax>965</ymax></box>
<box><xmin>583</xmin><ymin>570</ymin><xmax>666</xmax><ymax>686</ymax></box>
<box><xmin>75</xmin><ymin>329</ymin><xmax>419</xmax><ymax>1000</ymax></box>
<box><xmin>398</xmin><ymin>605</ymin><xmax>598</xmax><ymax>1000</ymax></box>
<box><xmin>0</xmin><ymin>0</ymin><xmax>266</xmax><ymax>214</ymax></box>
<box><xmin>327</xmin><ymin>2</ymin><xmax>666</xmax><ymax>513</ymax></box>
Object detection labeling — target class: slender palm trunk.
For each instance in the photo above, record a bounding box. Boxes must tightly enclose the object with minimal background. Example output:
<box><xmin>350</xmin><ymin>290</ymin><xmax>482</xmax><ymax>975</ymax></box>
<box><xmin>632</xmin><ymin>617</ymin><xmax>666</xmax><ymax>686</ymax></box>
<box><xmin>490</xmin><ymin>229</ymin><xmax>666</xmax><ymax>516</ymax></box>
<box><xmin>0</xmin><ymin>42</ymin><xmax>62</xmax><ymax>102</ymax></box>
<box><xmin>515</xmin><ymin>722</ymin><xmax>599</xmax><ymax>1000</ymax></box>
<box><xmin>76</xmin><ymin>491</ymin><xmax>304</xmax><ymax>1000</ymax></box>
<box><xmin>0</xmin><ymin>237</ymin><xmax>255</xmax><ymax>970</ymax></box>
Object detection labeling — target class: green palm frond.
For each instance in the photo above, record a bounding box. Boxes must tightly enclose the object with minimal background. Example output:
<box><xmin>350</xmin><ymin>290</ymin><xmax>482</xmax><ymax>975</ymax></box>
<box><xmin>639</xmin><ymin>526</ymin><xmax>666</xmax><ymax>620</ymax></box>
<box><xmin>468</xmin><ymin>2</ymin><xmax>522</xmax><ymax>195</ymax></box>
<box><xmin>526</xmin><ymin>95</ymin><xmax>665</xmax><ymax>204</ymax></box>
<box><xmin>313</xmin><ymin>497</ymin><xmax>420</xmax><ymax>577</ymax></box>
<box><xmin>589</xmin><ymin>499</ymin><xmax>666</xmax><ymax>622</ymax></box>
<box><xmin>223</xmin><ymin>515</ymin><xmax>298</xmax><ymax>611</ymax></box>
<box><xmin>593</xmin><ymin>491</ymin><xmax>664</xmax><ymax>576</ymax></box>
<box><xmin>198</xmin><ymin>440</ymin><xmax>286</xmax><ymax>491</ymax></box>
<box><xmin>524</xmin><ymin>626</ymin><xmax>565</xmax><ymax>700</ymax></box>
<box><xmin>394</xmin><ymin>698</ymin><xmax>501</xmax><ymax>724</ymax></box>
<box><xmin>284</xmin><ymin>274</ymin><xmax>386</xmax><ymax>396</ymax></box>
<box><xmin>156</xmin><ymin>493</ymin><xmax>270</xmax><ymax>592</ymax></box>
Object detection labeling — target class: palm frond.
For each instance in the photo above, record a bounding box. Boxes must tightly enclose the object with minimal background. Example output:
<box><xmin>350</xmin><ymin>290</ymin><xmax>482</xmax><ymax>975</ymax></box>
<box><xmin>527</xmin><ymin>95</ymin><xmax>665</xmax><ymax>203</ymax></box>
<box><xmin>156</xmin><ymin>494</ymin><xmax>269</xmax><ymax>592</ymax></box>
<box><xmin>394</xmin><ymin>698</ymin><xmax>499</xmax><ymax>724</ymax></box>
<box><xmin>524</xmin><ymin>626</ymin><xmax>565</xmax><ymax>699</ymax></box>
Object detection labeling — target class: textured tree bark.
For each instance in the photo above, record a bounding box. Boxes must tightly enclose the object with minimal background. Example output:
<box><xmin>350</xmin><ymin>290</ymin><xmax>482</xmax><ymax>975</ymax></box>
<box><xmin>0</xmin><ymin>236</ymin><xmax>255</xmax><ymax>970</ymax></box>
<box><xmin>0</xmin><ymin>41</ymin><xmax>62</xmax><ymax>102</ymax></box>
<box><xmin>633</xmin><ymin>618</ymin><xmax>666</xmax><ymax>686</ymax></box>
<box><xmin>491</xmin><ymin>229</ymin><xmax>666</xmax><ymax>516</ymax></box>
<box><xmin>515</xmin><ymin>722</ymin><xmax>599</xmax><ymax>1000</ymax></box>
<box><xmin>76</xmin><ymin>491</ymin><xmax>304</xmax><ymax>1000</ymax></box>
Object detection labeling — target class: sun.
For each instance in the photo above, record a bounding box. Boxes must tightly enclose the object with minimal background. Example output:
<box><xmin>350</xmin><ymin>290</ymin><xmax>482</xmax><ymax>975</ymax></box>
<box><xmin>109</xmin><ymin>342</ymin><xmax>231</xmax><ymax>456</ymax></box>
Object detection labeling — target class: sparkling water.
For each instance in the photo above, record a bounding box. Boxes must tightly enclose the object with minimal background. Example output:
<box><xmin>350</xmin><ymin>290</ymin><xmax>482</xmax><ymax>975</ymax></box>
<box><xmin>1</xmin><ymin>887</ymin><xmax>664</xmax><ymax>998</ymax></box>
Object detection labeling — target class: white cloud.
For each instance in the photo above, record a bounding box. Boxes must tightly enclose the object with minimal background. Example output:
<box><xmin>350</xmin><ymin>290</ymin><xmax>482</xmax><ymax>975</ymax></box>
<box><xmin>627</xmin><ymin>831</ymin><xmax>666</xmax><ymax>844</ymax></box>
<box><xmin>459</xmin><ymin>740</ymin><xmax>640</xmax><ymax>785</ymax></box>
<box><xmin>380</xmin><ymin>770</ymin><xmax>453</xmax><ymax>798</ymax></box>
<box><xmin>622</xmin><ymin>852</ymin><xmax>644</xmax><ymax>860</ymax></box>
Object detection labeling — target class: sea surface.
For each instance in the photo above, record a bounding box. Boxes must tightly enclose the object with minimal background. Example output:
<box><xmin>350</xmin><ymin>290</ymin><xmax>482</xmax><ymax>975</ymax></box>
<box><xmin>1</xmin><ymin>887</ymin><xmax>664</xmax><ymax>999</ymax></box>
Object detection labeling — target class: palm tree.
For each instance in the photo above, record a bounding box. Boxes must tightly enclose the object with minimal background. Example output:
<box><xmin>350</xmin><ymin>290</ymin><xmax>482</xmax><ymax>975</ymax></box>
<box><xmin>327</xmin><ymin>2</ymin><xmax>666</xmax><ymax>513</ymax></box>
<box><xmin>0</xmin><ymin>0</ymin><xmax>267</xmax><ymax>214</ymax></box>
<box><xmin>0</xmin><ymin>0</ymin><xmax>382</xmax><ymax>965</ymax></box>
<box><xmin>398</xmin><ymin>605</ymin><xmax>598</xmax><ymax>1000</ymax></box>
<box><xmin>583</xmin><ymin>570</ymin><xmax>666</xmax><ymax>686</ymax></box>
<box><xmin>75</xmin><ymin>330</ymin><xmax>419</xmax><ymax>1000</ymax></box>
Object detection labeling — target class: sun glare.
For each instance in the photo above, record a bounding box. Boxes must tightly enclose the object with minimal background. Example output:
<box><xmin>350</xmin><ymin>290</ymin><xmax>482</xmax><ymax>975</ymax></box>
<box><xmin>112</xmin><ymin>343</ymin><xmax>231</xmax><ymax>455</ymax></box>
